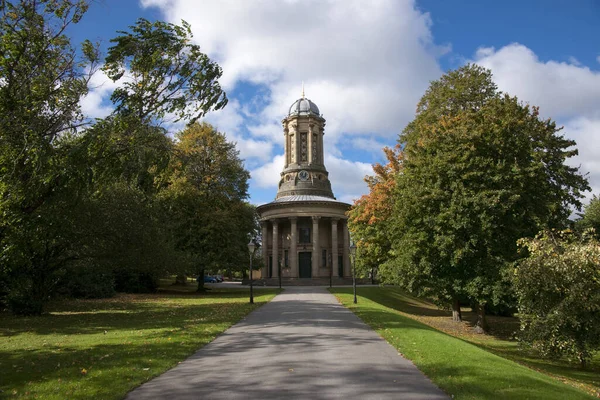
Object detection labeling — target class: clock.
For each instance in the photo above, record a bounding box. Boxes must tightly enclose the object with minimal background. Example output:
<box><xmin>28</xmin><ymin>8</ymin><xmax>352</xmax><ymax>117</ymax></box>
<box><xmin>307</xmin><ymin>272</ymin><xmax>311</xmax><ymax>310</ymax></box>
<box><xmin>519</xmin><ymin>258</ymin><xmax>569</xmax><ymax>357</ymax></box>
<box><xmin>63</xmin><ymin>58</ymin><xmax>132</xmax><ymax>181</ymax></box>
<box><xmin>298</xmin><ymin>170</ymin><xmax>309</xmax><ymax>181</ymax></box>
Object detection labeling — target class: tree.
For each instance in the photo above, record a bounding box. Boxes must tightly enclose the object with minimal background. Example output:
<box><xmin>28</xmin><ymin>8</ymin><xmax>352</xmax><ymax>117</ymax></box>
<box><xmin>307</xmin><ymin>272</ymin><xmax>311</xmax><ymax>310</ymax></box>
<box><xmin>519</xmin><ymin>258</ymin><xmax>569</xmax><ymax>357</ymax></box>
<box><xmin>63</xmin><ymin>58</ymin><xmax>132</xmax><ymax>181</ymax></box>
<box><xmin>160</xmin><ymin>122</ymin><xmax>251</xmax><ymax>292</ymax></box>
<box><xmin>0</xmin><ymin>3</ymin><xmax>231</xmax><ymax>313</ymax></box>
<box><xmin>576</xmin><ymin>195</ymin><xmax>600</xmax><ymax>239</ymax></box>
<box><xmin>515</xmin><ymin>229</ymin><xmax>600</xmax><ymax>367</ymax></box>
<box><xmin>348</xmin><ymin>145</ymin><xmax>402</xmax><ymax>280</ymax></box>
<box><xmin>103</xmin><ymin>18</ymin><xmax>227</xmax><ymax>125</ymax></box>
<box><xmin>0</xmin><ymin>0</ymin><xmax>98</xmax><ymax>314</ymax></box>
<box><xmin>383</xmin><ymin>65</ymin><xmax>589</xmax><ymax>330</ymax></box>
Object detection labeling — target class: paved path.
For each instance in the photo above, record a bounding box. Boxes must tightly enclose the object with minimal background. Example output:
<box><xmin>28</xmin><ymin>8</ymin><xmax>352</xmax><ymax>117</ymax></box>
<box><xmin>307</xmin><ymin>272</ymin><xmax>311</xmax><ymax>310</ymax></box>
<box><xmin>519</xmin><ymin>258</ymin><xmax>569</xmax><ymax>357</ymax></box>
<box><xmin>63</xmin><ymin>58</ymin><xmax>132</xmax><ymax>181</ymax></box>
<box><xmin>126</xmin><ymin>287</ymin><xmax>448</xmax><ymax>400</ymax></box>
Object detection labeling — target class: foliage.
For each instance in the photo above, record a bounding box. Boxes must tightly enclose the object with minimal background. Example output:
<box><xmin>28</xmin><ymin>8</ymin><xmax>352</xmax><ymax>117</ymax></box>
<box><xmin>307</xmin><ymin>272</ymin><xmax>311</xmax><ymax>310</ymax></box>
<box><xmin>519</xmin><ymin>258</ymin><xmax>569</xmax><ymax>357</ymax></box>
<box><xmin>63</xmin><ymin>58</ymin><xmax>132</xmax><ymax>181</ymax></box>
<box><xmin>0</xmin><ymin>286</ymin><xmax>280</xmax><ymax>399</ymax></box>
<box><xmin>576</xmin><ymin>195</ymin><xmax>600</xmax><ymax>239</ymax></box>
<box><xmin>60</xmin><ymin>265</ymin><xmax>116</xmax><ymax>299</ymax></box>
<box><xmin>331</xmin><ymin>287</ymin><xmax>599</xmax><ymax>398</ymax></box>
<box><xmin>0</xmin><ymin>2</ymin><xmax>239</xmax><ymax>312</ymax></box>
<box><xmin>347</xmin><ymin>145</ymin><xmax>402</xmax><ymax>276</ymax></box>
<box><xmin>380</xmin><ymin>64</ymin><xmax>589</xmax><ymax>328</ymax></box>
<box><xmin>160</xmin><ymin>122</ymin><xmax>252</xmax><ymax>290</ymax></box>
<box><xmin>515</xmin><ymin>229</ymin><xmax>600</xmax><ymax>367</ymax></box>
<box><xmin>103</xmin><ymin>18</ymin><xmax>227</xmax><ymax>125</ymax></box>
<box><xmin>0</xmin><ymin>0</ymin><xmax>97</xmax><ymax>313</ymax></box>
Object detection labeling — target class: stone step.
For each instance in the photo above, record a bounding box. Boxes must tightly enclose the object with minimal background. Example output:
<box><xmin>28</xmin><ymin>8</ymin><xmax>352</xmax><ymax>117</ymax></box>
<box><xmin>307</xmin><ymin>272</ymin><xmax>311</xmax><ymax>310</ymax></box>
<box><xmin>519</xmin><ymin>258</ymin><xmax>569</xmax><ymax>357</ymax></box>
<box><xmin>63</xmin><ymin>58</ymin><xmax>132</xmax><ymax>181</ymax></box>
<box><xmin>243</xmin><ymin>277</ymin><xmax>372</xmax><ymax>286</ymax></box>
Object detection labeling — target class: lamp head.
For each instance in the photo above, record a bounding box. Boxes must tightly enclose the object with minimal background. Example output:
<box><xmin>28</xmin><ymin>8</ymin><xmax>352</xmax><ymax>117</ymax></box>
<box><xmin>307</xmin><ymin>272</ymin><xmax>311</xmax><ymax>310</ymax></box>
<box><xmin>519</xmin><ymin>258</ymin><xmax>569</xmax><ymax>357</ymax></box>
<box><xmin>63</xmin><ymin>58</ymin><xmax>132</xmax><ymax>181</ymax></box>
<box><xmin>247</xmin><ymin>239</ymin><xmax>256</xmax><ymax>254</ymax></box>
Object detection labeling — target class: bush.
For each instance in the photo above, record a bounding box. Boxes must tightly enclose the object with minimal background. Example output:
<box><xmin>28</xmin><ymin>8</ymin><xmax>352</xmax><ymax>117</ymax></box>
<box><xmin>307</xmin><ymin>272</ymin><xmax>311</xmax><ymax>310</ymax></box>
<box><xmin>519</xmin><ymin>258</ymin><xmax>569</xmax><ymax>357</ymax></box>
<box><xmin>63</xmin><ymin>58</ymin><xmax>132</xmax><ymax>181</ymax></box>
<box><xmin>7</xmin><ymin>294</ymin><xmax>44</xmax><ymax>316</ymax></box>
<box><xmin>62</xmin><ymin>266</ymin><xmax>116</xmax><ymax>299</ymax></box>
<box><xmin>515</xmin><ymin>229</ymin><xmax>600</xmax><ymax>367</ymax></box>
<box><xmin>114</xmin><ymin>270</ymin><xmax>159</xmax><ymax>293</ymax></box>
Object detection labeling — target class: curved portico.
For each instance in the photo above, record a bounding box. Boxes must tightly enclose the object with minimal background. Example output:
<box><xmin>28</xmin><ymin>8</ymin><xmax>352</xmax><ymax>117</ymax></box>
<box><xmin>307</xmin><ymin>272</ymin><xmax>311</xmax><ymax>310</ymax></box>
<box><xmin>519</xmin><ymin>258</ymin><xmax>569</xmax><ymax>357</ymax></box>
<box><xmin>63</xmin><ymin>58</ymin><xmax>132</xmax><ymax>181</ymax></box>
<box><xmin>256</xmin><ymin>92</ymin><xmax>351</xmax><ymax>280</ymax></box>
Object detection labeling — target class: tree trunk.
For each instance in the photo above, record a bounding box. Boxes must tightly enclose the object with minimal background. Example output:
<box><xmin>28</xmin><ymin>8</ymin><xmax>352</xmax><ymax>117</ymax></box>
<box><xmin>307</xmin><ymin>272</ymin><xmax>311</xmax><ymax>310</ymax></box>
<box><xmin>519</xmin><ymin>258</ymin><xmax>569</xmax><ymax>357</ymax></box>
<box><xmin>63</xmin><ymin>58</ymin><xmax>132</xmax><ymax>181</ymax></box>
<box><xmin>451</xmin><ymin>298</ymin><xmax>462</xmax><ymax>322</ymax></box>
<box><xmin>474</xmin><ymin>303</ymin><xmax>489</xmax><ymax>334</ymax></box>
<box><xmin>174</xmin><ymin>274</ymin><xmax>187</xmax><ymax>286</ymax></box>
<box><xmin>196</xmin><ymin>268</ymin><xmax>206</xmax><ymax>292</ymax></box>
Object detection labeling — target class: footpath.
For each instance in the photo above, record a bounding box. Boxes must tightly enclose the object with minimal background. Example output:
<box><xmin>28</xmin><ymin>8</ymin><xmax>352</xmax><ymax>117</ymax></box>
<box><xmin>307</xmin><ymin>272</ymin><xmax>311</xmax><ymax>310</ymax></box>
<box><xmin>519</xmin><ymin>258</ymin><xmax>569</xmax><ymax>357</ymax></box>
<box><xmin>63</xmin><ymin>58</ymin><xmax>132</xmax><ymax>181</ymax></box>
<box><xmin>126</xmin><ymin>286</ymin><xmax>448</xmax><ymax>399</ymax></box>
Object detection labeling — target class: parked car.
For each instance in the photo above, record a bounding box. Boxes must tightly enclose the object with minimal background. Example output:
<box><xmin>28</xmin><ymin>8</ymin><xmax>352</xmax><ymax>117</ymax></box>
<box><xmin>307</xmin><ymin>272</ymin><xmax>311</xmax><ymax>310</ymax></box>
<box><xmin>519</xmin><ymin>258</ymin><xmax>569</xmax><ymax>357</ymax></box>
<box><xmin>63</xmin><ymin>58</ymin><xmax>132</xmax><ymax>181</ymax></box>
<box><xmin>203</xmin><ymin>275</ymin><xmax>217</xmax><ymax>283</ymax></box>
<box><xmin>214</xmin><ymin>274</ymin><xmax>224</xmax><ymax>282</ymax></box>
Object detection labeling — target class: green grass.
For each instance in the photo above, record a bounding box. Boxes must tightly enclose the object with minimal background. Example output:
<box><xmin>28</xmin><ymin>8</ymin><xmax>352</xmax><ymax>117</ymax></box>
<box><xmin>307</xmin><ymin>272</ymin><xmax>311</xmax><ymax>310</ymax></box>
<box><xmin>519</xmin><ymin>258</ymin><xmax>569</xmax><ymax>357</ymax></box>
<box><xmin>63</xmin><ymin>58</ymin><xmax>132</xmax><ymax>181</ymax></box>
<box><xmin>331</xmin><ymin>287</ymin><xmax>597</xmax><ymax>400</ymax></box>
<box><xmin>0</xmin><ymin>284</ymin><xmax>280</xmax><ymax>399</ymax></box>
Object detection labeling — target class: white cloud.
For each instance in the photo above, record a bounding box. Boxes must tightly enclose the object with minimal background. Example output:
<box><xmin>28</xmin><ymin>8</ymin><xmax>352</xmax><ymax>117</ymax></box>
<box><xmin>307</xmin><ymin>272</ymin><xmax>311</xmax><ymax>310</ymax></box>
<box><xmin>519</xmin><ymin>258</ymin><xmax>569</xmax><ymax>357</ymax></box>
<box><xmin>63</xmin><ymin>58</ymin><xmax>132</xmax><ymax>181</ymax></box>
<box><xmin>564</xmin><ymin>117</ymin><xmax>600</xmax><ymax>200</ymax></box>
<box><xmin>473</xmin><ymin>44</ymin><xmax>600</xmax><ymax>120</ymax></box>
<box><xmin>140</xmin><ymin>0</ymin><xmax>443</xmax><ymax>137</ymax></box>
<box><xmin>251</xmin><ymin>155</ymin><xmax>285</xmax><ymax>189</ymax></box>
<box><xmin>80</xmin><ymin>69</ymin><xmax>121</xmax><ymax>119</ymax></box>
<box><xmin>325</xmin><ymin>154</ymin><xmax>372</xmax><ymax>203</ymax></box>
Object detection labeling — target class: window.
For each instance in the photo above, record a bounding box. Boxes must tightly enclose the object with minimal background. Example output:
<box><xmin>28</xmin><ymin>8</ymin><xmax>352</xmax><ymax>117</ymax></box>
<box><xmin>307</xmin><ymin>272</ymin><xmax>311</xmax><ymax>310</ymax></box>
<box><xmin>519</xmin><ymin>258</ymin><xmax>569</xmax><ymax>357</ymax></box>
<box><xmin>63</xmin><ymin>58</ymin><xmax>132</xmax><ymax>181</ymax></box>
<box><xmin>322</xmin><ymin>249</ymin><xmax>327</xmax><ymax>268</ymax></box>
<box><xmin>284</xmin><ymin>250</ymin><xmax>289</xmax><ymax>268</ymax></box>
<box><xmin>299</xmin><ymin>227</ymin><xmax>311</xmax><ymax>243</ymax></box>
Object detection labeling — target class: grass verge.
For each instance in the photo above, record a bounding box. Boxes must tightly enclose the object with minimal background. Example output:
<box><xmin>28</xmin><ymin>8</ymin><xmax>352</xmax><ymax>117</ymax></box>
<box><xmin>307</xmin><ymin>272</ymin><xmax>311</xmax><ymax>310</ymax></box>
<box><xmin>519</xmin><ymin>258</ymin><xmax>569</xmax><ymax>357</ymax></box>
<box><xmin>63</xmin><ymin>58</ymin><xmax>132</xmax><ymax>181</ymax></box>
<box><xmin>331</xmin><ymin>287</ymin><xmax>597</xmax><ymax>400</ymax></box>
<box><xmin>0</xmin><ymin>285</ymin><xmax>279</xmax><ymax>399</ymax></box>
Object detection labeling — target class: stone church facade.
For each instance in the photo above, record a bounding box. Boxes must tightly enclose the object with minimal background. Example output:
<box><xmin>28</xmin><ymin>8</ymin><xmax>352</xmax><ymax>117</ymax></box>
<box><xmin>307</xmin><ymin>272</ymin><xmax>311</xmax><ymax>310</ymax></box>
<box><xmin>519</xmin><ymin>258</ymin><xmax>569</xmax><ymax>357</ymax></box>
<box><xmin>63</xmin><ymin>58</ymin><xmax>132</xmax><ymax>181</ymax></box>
<box><xmin>256</xmin><ymin>94</ymin><xmax>351</xmax><ymax>280</ymax></box>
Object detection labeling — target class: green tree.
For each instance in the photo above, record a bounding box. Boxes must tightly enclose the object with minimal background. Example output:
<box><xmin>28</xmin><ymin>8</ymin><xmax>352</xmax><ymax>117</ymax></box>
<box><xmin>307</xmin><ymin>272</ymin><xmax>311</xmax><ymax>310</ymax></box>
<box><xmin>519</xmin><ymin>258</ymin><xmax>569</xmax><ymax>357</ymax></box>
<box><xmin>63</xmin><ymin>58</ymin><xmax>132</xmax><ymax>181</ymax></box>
<box><xmin>576</xmin><ymin>195</ymin><xmax>600</xmax><ymax>239</ymax></box>
<box><xmin>160</xmin><ymin>122</ymin><xmax>251</xmax><ymax>291</ymax></box>
<box><xmin>0</xmin><ymin>0</ymin><xmax>98</xmax><ymax>314</ymax></box>
<box><xmin>103</xmin><ymin>18</ymin><xmax>227</xmax><ymax>125</ymax></box>
<box><xmin>383</xmin><ymin>65</ymin><xmax>589</xmax><ymax>330</ymax></box>
<box><xmin>515</xmin><ymin>229</ymin><xmax>600</xmax><ymax>367</ymax></box>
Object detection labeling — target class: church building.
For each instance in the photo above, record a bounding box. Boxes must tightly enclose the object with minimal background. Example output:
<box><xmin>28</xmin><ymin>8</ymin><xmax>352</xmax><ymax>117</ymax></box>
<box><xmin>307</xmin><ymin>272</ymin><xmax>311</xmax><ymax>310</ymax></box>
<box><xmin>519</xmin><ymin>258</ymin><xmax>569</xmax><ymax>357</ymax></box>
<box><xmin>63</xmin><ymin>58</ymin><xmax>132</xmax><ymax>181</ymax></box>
<box><xmin>257</xmin><ymin>92</ymin><xmax>351</xmax><ymax>280</ymax></box>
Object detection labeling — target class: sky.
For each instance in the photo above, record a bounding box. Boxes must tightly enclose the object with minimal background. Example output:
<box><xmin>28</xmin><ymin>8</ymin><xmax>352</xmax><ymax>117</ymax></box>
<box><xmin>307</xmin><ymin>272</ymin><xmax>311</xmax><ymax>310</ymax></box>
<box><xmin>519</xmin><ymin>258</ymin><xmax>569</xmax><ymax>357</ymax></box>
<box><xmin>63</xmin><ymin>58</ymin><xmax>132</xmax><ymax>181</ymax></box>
<box><xmin>72</xmin><ymin>0</ymin><xmax>600</xmax><ymax>207</ymax></box>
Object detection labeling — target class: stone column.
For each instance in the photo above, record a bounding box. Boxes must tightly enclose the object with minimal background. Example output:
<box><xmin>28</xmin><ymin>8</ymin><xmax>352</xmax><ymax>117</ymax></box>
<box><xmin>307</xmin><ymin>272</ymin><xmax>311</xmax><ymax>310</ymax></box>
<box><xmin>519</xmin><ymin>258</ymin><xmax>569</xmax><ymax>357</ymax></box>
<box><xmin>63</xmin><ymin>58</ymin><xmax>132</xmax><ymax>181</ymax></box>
<box><xmin>312</xmin><ymin>216</ymin><xmax>320</xmax><ymax>278</ymax></box>
<box><xmin>308</xmin><ymin>123</ymin><xmax>313</xmax><ymax>165</ymax></box>
<box><xmin>283</xmin><ymin>131</ymin><xmax>288</xmax><ymax>168</ymax></box>
<box><xmin>290</xmin><ymin>217</ymin><xmax>298</xmax><ymax>278</ymax></box>
<box><xmin>272</xmin><ymin>220</ymin><xmax>279</xmax><ymax>278</ymax></box>
<box><xmin>331</xmin><ymin>218</ymin><xmax>339</xmax><ymax>277</ymax></box>
<box><xmin>319</xmin><ymin>125</ymin><xmax>325</xmax><ymax>164</ymax></box>
<box><xmin>343</xmin><ymin>220</ymin><xmax>350</xmax><ymax>277</ymax></box>
<box><xmin>261</xmin><ymin>221</ymin><xmax>268</xmax><ymax>278</ymax></box>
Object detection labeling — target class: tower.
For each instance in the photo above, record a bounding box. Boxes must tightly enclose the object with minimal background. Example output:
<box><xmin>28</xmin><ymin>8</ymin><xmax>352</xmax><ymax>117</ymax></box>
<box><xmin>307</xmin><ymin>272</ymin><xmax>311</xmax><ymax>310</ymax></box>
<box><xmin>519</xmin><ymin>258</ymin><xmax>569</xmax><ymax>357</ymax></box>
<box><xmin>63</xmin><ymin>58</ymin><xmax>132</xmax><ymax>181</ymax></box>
<box><xmin>277</xmin><ymin>95</ymin><xmax>335</xmax><ymax>199</ymax></box>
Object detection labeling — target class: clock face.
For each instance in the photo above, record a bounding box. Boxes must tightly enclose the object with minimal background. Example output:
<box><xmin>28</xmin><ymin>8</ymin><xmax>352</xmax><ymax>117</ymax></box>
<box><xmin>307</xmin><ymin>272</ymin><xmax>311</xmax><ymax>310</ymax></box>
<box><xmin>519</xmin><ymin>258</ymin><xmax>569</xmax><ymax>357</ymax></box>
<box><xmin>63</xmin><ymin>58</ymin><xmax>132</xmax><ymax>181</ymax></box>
<box><xmin>298</xmin><ymin>170</ymin><xmax>309</xmax><ymax>181</ymax></box>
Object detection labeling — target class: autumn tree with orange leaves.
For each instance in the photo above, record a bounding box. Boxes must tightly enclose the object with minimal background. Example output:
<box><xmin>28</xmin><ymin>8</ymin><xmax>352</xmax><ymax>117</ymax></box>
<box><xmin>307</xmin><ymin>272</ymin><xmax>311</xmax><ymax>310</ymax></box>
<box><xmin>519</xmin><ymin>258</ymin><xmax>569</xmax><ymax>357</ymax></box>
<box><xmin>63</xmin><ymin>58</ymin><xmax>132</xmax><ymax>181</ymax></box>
<box><xmin>347</xmin><ymin>145</ymin><xmax>402</xmax><ymax>278</ymax></box>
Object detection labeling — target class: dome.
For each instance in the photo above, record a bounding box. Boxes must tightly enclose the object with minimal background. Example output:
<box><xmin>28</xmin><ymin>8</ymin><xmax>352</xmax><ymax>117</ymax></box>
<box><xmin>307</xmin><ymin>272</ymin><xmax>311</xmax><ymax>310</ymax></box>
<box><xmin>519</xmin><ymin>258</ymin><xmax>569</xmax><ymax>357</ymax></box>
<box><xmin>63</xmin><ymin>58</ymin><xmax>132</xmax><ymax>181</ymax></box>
<box><xmin>288</xmin><ymin>98</ymin><xmax>320</xmax><ymax>116</ymax></box>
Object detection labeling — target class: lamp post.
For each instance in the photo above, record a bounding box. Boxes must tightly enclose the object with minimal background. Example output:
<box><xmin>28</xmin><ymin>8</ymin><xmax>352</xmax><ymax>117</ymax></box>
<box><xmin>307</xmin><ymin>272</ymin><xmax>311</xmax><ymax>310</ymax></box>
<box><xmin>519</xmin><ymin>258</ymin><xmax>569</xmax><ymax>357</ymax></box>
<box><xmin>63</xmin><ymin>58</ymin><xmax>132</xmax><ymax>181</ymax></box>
<box><xmin>328</xmin><ymin>254</ymin><xmax>332</xmax><ymax>288</ymax></box>
<box><xmin>247</xmin><ymin>239</ymin><xmax>255</xmax><ymax>304</ymax></box>
<box><xmin>350</xmin><ymin>240</ymin><xmax>357</xmax><ymax>304</ymax></box>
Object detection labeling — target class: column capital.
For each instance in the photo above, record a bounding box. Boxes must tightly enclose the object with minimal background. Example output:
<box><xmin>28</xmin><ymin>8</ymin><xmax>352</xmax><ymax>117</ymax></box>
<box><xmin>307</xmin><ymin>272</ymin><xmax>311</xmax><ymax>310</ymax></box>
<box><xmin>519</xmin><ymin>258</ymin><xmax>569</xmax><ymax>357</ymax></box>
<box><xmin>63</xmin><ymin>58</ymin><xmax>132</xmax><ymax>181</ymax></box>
<box><xmin>331</xmin><ymin>217</ymin><xmax>340</xmax><ymax>223</ymax></box>
<box><xmin>312</xmin><ymin>216</ymin><xmax>321</xmax><ymax>222</ymax></box>
<box><xmin>289</xmin><ymin>216</ymin><xmax>297</xmax><ymax>222</ymax></box>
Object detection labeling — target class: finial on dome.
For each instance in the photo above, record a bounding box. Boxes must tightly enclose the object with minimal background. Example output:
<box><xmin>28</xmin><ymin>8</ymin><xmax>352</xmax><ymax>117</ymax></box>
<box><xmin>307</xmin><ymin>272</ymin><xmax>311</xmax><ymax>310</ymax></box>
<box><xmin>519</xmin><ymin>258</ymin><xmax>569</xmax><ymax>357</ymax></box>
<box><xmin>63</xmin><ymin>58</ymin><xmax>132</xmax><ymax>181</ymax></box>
<box><xmin>301</xmin><ymin>81</ymin><xmax>305</xmax><ymax>99</ymax></box>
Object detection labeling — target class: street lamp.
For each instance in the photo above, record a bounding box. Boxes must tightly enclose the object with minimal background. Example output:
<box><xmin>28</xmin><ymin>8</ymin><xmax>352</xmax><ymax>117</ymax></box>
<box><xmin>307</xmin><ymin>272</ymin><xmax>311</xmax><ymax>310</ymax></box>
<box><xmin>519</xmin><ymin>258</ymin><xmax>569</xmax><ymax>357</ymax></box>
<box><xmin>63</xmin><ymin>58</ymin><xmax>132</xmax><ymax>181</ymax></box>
<box><xmin>247</xmin><ymin>239</ymin><xmax>256</xmax><ymax>304</ymax></box>
<box><xmin>350</xmin><ymin>240</ymin><xmax>357</xmax><ymax>304</ymax></box>
<box><xmin>279</xmin><ymin>233</ymin><xmax>283</xmax><ymax>289</ymax></box>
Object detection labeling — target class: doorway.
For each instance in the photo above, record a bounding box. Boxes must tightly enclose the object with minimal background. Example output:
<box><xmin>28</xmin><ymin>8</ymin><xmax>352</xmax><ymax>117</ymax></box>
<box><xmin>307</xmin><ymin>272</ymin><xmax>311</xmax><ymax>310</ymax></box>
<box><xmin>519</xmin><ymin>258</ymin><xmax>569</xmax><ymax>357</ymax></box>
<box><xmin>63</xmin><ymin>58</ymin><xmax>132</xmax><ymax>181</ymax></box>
<box><xmin>299</xmin><ymin>252</ymin><xmax>312</xmax><ymax>278</ymax></box>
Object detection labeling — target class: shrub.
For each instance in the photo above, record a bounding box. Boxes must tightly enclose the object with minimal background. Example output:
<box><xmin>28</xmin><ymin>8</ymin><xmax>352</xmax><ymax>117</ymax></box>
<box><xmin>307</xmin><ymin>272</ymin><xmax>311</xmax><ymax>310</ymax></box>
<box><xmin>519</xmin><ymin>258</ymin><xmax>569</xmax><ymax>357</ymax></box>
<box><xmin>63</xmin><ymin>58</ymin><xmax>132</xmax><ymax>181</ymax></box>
<box><xmin>7</xmin><ymin>293</ymin><xmax>45</xmax><ymax>316</ymax></box>
<box><xmin>114</xmin><ymin>270</ymin><xmax>159</xmax><ymax>293</ymax></box>
<box><xmin>514</xmin><ymin>229</ymin><xmax>600</xmax><ymax>367</ymax></box>
<box><xmin>62</xmin><ymin>266</ymin><xmax>116</xmax><ymax>299</ymax></box>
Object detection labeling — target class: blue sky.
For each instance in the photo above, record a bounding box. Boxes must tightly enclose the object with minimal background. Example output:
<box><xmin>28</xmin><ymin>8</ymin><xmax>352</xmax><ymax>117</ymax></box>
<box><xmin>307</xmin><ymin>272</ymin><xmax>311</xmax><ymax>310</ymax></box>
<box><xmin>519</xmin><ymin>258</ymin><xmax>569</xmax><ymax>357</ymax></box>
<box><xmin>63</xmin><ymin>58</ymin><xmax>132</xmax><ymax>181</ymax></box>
<box><xmin>74</xmin><ymin>0</ymin><xmax>600</xmax><ymax>206</ymax></box>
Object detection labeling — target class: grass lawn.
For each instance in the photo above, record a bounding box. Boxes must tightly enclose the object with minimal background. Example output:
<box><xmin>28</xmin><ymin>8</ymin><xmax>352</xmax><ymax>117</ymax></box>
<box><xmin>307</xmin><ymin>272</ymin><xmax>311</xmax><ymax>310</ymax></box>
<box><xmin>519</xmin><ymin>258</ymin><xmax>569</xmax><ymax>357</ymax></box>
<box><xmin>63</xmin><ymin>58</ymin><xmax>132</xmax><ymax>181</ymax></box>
<box><xmin>331</xmin><ymin>287</ymin><xmax>599</xmax><ymax>400</ymax></box>
<box><xmin>0</xmin><ymin>282</ymin><xmax>280</xmax><ymax>399</ymax></box>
